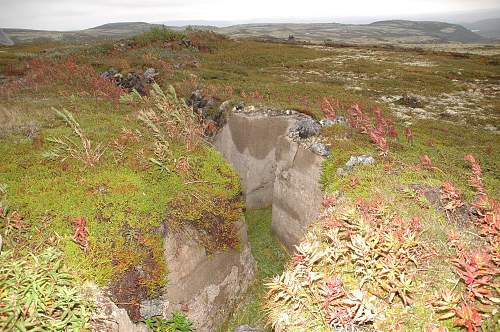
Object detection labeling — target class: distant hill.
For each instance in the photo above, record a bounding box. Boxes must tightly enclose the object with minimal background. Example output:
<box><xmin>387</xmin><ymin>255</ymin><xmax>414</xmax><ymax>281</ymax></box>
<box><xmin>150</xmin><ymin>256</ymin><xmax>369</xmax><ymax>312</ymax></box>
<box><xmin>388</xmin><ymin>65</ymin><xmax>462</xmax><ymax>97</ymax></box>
<box><xmin>2</xmin><ymin>22</ymin><xmax>161</xmax><ymax>44</ymax></box>
<box><xmin>0</xmin><ymin>29</ymin><xmax>14</xmax><ymax>45</ymax></box>
<box><xmin>218</xmin><ymin>20</ymin><xmax>485</xmax><ymax>44</ymax></box>
<box><xmin>464</xmin><ymin>18</ymin><xmax>500</xmax><ymax>39</ymax></box>
<box><xmin>1</xmin><ymin>20</ymin><xmax>486</xmax><ymax>45</ymax></box>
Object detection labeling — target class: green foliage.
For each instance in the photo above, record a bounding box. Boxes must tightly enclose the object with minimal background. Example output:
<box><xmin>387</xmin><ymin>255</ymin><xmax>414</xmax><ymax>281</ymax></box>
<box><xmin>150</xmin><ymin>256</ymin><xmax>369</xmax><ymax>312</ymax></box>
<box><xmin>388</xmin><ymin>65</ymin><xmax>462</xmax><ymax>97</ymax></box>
<box><xmin>133</xmin><ymin>27</ymin><xmax>187</xmax><ymax>46</ymax></box>
<box><xmin>144</xmin><ymin>312</ymin><xmax>194</xmax><ymax>332</ymax></box>
<box><xmin>0</xmin><ymin>247</ymin><xmax>94</xmax><ymax>331</ymax></box>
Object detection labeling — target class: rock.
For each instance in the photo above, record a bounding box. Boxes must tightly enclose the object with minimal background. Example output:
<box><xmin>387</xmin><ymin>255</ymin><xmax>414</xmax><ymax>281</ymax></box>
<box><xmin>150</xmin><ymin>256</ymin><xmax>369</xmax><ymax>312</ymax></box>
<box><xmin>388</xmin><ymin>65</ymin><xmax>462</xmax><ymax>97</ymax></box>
<box><xmin>101</xmin><ymin>68</ymin><xmax>119</xmax><ymax>80</ymax></box>
<box><xmin>484</xmin><ymin>124</ymin><xmax>497</xmax><ymax>132</ymax></box>
<box><xmin>119</xmin><ymin>72</ymin><xmax>146</xmax><ymax>95</ymax></box>
<box><xmin>398</xmin><ymin>93</ymin><xmax>425</xmax><ymax>108</ymax></box>
<box><xmin>139</xmin><ymin>299</ymin><xmax>164</xmax><ymax>318</ymax></box>
<box><xmin>345</xmin><ymin>155</ymin><xmax>375</xmax><ymax>170</ymax></box>
<box><xmin>189</xmin><ymin>90</ymin><xmax>216</xmax><ymax>118</ymax></box>
<box><xmin>310</xmin><ymin>143</ymin><xmax>330</xmax><ymax>157</ymax></box>
<box><xmin>291</xmin><ymin>118</ymin><xmax>321</xmax><ymax>139</ymax></box>
<box><xmin>214</xmin><ymin>112</ymin><xmax>299</xmax><ymax>209</ymax></box>
<box><xmin>234</xmin><ymin>325</ymin><xmax>262</xmax><ymax>332</ymax></box>
<box><xmin>85</xmin><ymin>283</ymin><xmax>151</xmax><ymax>332</ymax></box>
<box><xmin>273</xmin><ymin>136</ymin><xmax>325</xmax><ymax>251</ymax></box>
<box><xmin>320</xmin><ymin>115</ymin><xmax>347</xmax><ymax>128</ymax></box>
<box><xmin>143</xmin><ymin>68</ymin><xmax>158</xmax><ymax>83</ymax></box>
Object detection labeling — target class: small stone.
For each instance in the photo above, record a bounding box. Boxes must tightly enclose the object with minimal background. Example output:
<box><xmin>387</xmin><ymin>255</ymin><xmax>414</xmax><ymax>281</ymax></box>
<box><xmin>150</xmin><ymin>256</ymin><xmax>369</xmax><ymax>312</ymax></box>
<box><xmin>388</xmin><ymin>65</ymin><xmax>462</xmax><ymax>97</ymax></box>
<box><xmin>234</xmin><ymin>325</ymin><xmax>261</xmax><ymax>332</ymax></box>
<box><xmin>345</xmin><ymin>155</ymin><xmax>375</xmax><ymax>170</ymax></box>
<box><xmin>143</xmin><ymin>68</ymin><xmax>159</xmax><ymax>83</ymax></box>
<box><xmin>292</xmin><ymin>118</ymin><xmax>321</xmax><ymax>138</ymax></box>
<box><xmin>139</xmin><ymin>299</ymin><xmax>164</xmax><ymax>318</ymax></box>
<box><xmin>310</xmin><ymin>143</ymin><xmax>330</xmax><ymax>157</ymax></box>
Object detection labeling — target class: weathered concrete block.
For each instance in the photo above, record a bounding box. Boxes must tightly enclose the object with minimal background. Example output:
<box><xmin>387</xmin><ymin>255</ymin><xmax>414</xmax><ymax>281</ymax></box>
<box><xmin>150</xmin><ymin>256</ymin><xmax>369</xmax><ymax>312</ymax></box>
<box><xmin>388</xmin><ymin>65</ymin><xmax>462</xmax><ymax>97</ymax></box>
<box><xmin>157</xmin><ymin>219</ymin><xmax>256</xmax><ymax>332</ymax></box>
<box><xmin>272</xmin><ymin>136</ymin><xmax>324</xmax><ymax>251</ymax></box>
<box><xmin>214</xmin><ymin>112</ymin><xmax>298</xmax><ymax>209</ymax></box>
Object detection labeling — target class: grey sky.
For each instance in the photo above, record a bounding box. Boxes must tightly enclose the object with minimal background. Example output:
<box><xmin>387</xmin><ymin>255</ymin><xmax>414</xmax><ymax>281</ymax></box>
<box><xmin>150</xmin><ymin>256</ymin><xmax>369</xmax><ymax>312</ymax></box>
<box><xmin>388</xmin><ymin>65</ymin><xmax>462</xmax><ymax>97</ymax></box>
<box><xmin>1</xmin><ymin>0</ymin><xmax>499</xmax><ymax>30</ymax></box>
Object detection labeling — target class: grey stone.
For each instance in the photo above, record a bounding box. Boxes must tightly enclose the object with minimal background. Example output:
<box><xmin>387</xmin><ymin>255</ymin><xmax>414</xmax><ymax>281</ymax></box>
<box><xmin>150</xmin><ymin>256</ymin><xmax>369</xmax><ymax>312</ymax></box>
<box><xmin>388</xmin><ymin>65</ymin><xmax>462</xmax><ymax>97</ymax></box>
<box><xmin>292</xmin><ymin>118</ymin><xmax>321</xmax><ymax>138</ymax></box>
<box><xmin>310</xmin><ymin>143</ymin><xmax>330</xmax><ymax>157</ymax></box>
<box><xmin>119</xmin><ymin>72</ymin><xmax>146</xmax><ymax>95</ymax></box>
<box><xmin>319</xmin><ymin>116</ymin><xmax>346</xmax><ymax>128</ymax></box>
<box><xmin>139</xmin><ymin>299</ymin><xmax>164</xmax><ymax>318</ymax></box>
<box><xmin>345</xmin><ymin>155</ymin><xmax>375</xmax><ymax>170</ymax></box>
<box><xmin>234</xmin><ymin>325</ymin><xmax>262</xmax><ymax>332</ymax></box>
<box><xmin>143</xmin><ymin>68</ymin><xmax>158</xmax><ymax>83</ymax></box>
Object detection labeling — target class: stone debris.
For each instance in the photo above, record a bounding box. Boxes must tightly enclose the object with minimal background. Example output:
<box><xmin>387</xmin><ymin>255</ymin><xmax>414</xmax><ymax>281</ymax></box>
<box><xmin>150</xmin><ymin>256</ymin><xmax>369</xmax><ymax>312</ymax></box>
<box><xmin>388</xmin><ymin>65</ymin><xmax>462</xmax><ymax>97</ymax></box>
<box><xmin>291</xmin><ymin>118</ymin><xmax>321</xmax><ymax>138</ymax></box>
<box><xmin>398</xmin><ymin>93</ymin><xmax>425</xmax><ymax>108</ymax></box>
<box><xmin>310</xmin><ymin>142</ymin><xmax>331</xmax><ymax>157</ymax></box>
<box><xmin>337</xmin><ymin>155</ymin><xmax>375</xmax><ymax>176</ymax></box>
<box><xmin>189</xmin><ymin>89</ymin><xmax>216</xmax><ymax>117</ymax></box>
<box><xmin>100</xmin><ymin>68</ymin><xmax>149</xmax><ymax>95</ymax></box>
<box><xmin>143</xmin><ymin>68</ymin><xmax>159</xmax><ymax>83</ymax></box>
<box><xmin>320</xmin><ymin>116</ymin><xmax>347</xmax><ymax>127</ymax></box>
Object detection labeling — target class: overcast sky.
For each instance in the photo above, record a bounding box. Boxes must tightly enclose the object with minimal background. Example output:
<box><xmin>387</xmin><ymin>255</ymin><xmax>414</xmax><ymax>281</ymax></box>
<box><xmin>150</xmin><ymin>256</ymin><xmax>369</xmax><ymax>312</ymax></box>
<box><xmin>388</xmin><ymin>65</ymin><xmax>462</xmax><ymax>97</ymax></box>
<box><xmin>1</xmin><ymin>0</ymin><xmax>499</xmax><ymax>30</ymax></box>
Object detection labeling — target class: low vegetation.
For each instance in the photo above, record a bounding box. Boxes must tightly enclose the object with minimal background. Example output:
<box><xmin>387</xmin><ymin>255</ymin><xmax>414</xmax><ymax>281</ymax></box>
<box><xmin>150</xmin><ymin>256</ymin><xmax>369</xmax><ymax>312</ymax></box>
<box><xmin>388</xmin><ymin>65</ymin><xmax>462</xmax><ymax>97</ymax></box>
<box><xmin>0</xmin><ymin>26</ymin><xmax>498</xmax><ymax>331</ymax></box>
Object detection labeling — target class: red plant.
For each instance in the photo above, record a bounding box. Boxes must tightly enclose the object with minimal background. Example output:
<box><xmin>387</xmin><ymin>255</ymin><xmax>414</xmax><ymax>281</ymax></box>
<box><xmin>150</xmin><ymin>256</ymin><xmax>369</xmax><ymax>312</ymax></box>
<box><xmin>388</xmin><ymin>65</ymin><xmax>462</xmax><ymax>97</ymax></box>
<box><xmin>369</xmin><ymin>129</ymin><xmax>389</xmax><ymax>156</ymax></box>
<box><xmin>323</xmin><ymin>195</ymin><xmax>337</xmax><ymax>208</ymax></box>
<box><xmin>464</xmin><ymin>155</ymin><xmax>486</xmax><ymax>198</ymax></box>
<box><xmin>453</xmin><ymin>303</ymin><xmax>483</xmax><ymax>332</ymax></box>
<box><xmin>454</xmin><ymin>250</ymin><xmax>496</xmax><ymax>303</ymax></box>
<box><xmin>73</xmin><ymin>217</ymin><xmax>89</xmax><ymax>252</ymax></box>
<box><xmin>420</xmin><ymin>155</ymin><xmax>434</xmax><ymax>171</ymax></box>
<box><xmin>404</xmin><ymin>127</ymin><xmax>413</xmax><ymax>145</ymax></box>
<box><xmin>320</xmin><ymin>97</ymin><xmax>339</xmax><ymax>120</ymax></box>
<box><xmin>441</xmin><ymin>182</ymin><xmax>464</xmax><ymax>212</ymax></box>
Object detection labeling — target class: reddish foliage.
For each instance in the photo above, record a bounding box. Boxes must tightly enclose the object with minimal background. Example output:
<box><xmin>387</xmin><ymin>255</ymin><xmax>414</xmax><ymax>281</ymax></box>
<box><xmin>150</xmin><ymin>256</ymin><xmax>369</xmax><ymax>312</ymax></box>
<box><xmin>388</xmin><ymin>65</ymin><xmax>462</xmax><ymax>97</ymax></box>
<box><xmin>320</xmin><ymin>97</ymin><xmax>339</xmax><ymax>120</ymax></box>
<box><xmin>464</xmin><ymin>155</ymin><xmax>486</xmax><ymax>198</ymax></box>
<box><xmin>454</xmin><ymin>250</ymin><xmax>496</xmax><ymax>303</ymax></box>
<box><xmin>420</xmin><ymin>155</ymin><xmax>434</xmax><ymax>171</ymax></box>
<box><xmin>0</xmin><ymin>58</ymin><xmax>124</xmax><ymax>101</ymax></box>
<box><xmin>73</xmin><ymin>217</ymin><xmax>89</xmax><ymax>252</ymax></box>
<box><xmin>453</xmin><ymin>303</ymin><xmax>483</xmax><ymax>332</ymax></box>
<box><xmin>322</xmin><ymin>195</ymin><xmax>337</xmax><ymax>208</ymax></box>
<box><xmin>404</xmin><ymin>127</ymin><xmax>414</xmax><ymax>145</ymax></box>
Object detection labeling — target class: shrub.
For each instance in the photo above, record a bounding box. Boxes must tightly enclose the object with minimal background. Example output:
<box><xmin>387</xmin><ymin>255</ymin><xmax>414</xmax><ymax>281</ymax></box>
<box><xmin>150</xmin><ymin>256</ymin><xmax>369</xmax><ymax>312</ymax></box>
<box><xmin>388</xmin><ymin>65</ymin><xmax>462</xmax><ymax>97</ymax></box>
<box><xmin>133</xmin><ymin>27</ymin><xmax>187</xmax><ymax>47</ymax></box>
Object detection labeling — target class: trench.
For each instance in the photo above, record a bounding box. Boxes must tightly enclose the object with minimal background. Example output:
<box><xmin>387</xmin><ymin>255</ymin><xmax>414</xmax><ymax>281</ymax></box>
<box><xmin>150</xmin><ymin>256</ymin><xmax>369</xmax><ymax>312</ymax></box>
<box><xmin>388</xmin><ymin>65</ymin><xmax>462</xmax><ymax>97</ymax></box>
<box><xmin>213</xmin><ymin>110</ymin><xmax>326</xmax><ymax>330</ymax></box>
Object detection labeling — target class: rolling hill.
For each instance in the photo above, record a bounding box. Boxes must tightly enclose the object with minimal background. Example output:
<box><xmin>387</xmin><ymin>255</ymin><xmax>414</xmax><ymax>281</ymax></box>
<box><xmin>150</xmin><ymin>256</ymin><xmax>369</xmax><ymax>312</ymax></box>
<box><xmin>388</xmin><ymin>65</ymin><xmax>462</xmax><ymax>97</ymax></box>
<box><xmin>1</xmin><ymin>20</ymin><xmax>486</xmax><ymax>45</ymax></box>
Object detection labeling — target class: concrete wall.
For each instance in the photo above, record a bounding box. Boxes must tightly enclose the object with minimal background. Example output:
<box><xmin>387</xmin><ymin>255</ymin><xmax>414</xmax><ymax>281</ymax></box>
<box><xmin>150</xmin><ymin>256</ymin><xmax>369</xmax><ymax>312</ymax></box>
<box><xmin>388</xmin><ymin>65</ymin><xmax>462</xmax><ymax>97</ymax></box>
<box><xmin>214</xmin><ymin>112</ymin><xmax>297</xmax><ymax>209</ymax></box>
<box><xmin>272</xmin><ymin>136</ymin><xmax>324</xmax><ymax>251</ymax></box>
<box><xmin>140</xmin><ymin>220</ymin><xmax>256</xmax><ymax>332</ymax></box>
<box><xmin>214</xmin><ymin>111</ymin><xmax>324</xmax><ymax>252</ymax></box>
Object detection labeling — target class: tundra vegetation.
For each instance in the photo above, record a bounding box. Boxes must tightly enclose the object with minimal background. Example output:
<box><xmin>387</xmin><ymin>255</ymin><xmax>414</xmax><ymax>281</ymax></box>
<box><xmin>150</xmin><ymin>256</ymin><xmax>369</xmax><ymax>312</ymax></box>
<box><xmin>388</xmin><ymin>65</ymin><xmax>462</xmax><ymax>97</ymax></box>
<box><xmin>0</xmin><ymin>27</ymin><xmax>499</xmax><ymax>331</ymax></box>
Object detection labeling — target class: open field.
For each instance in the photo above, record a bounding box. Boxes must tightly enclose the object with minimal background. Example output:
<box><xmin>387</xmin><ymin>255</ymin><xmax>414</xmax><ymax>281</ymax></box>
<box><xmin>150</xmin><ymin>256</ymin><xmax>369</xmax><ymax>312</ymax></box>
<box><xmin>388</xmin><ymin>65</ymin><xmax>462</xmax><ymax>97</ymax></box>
<box><xmin>0</xmin><ymin>28</ymin><xmax>499</xmax><ymax>331</ymax></box>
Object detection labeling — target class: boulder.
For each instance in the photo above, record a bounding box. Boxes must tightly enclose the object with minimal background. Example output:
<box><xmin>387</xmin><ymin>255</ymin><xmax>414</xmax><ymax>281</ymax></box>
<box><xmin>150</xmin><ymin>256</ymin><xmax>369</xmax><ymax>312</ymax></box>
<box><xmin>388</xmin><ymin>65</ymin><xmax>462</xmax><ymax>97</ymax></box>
<box><xmin>310</xmin><ymin>143</ymin><xmax>330</xmax><ymax>157</ymax></box>
<box><xmin>214</xmin><ymin>112</ymin><xmax>300</xmax><ymax>209</ymax></box>
<box><xmin>234</xmin><ymin>325</ymin><xmax>262</xmax><ymax>332</ymax></box>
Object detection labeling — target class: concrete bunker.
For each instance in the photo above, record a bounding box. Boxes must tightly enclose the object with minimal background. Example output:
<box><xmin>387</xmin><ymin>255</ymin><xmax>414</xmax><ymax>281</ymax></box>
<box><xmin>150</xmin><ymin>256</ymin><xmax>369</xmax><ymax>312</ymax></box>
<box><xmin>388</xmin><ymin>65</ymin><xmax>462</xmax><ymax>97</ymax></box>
<box><xmin>214</xmin><ymin>109</ymin><xmax>325</xmax><ymax>251</ymax></box>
